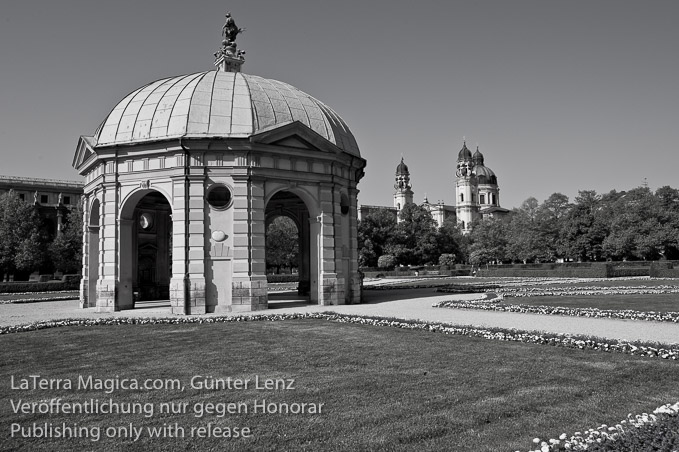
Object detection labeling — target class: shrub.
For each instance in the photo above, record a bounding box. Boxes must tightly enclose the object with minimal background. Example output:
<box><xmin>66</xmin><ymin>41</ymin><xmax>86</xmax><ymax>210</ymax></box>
<box><xmin>377</xmin><ymin>254</ymin><xmax>396</xmax><ymax>270</ymax></box>
<box><xmin>438</xmin><ymin>254</ymin><xmax>456</xmax><ymax>266</ymax></box>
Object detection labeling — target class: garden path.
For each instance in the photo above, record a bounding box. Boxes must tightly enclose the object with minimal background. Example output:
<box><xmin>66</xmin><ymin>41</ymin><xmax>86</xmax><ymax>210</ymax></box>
<box><xmin>1</xmin><ymin>287</ymin><xmax>678</xmax><ymax>345</ymax></box>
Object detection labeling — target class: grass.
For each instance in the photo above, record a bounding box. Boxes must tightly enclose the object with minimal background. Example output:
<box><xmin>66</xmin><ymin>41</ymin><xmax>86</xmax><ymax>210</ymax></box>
<box><xmin>1</xmin><ymin>319</ymin><xmax>677</xmax><ymax>451</ymax></box>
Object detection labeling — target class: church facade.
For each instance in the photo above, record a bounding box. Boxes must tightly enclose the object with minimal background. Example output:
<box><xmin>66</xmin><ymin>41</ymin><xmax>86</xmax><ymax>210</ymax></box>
<box><xmin>359</xmin><ymin>142</ymin><xmax>508</xmax><ymax>232</ymax></box>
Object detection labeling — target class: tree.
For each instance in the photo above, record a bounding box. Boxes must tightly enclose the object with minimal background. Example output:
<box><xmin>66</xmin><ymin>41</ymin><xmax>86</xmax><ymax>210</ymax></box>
<box><xmin>601</xmin><ymin>187</ymin><xmax>679</xmax><ymax>260</ymax></box>
<box><xmin>49</xmin><ymin>202</ymin><xmax>84</xmax><ymax>274</ymax></box>
<box><xmin>385</xmin><ymin>203</ymin><xmax>439</xmax><ymax>265</ymax></box>
<box><xmin>559</xmin><ymin>190</ymin><xmax>606</xmax><ymax>261</ymax></box>
<box><xmin>265</xmin><ymin>216</ymin><xmax>299</xmax><ymax>273</ymax></box>
<box><xmin>358</xmin><ymin>208</ymin><xmax>397</xmax><ymax>267</ymax></box>
<box><xmin>535</xmin><ymin>193</ymin><xmax>571</xmax><ymax>259</ymax></box>
<box><xmin>468</xmin><ymin>217</ymin><xmax>508</xmax><ymax>265</ymax></box>
<box><xmin>0</xmin><ymin>191</ymin><xmax>48</xmax><ymax>277</ymax></box>
<box><xmin>436</xmin><ymin>217</ymin><xmax>467</xmax><ymax>263</ymax></box>
<box><xmin>505</xmin><ymin>197</ymin><xmax>559</xmax><ymax>263</ymax></box>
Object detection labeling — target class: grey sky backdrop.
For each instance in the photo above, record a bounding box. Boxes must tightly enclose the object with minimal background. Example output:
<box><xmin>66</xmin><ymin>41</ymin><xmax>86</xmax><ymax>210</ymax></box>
<box><xmin>1</xmin><ymin>0</ymin><xmax>677</xmax><ymax>210</ymax></box>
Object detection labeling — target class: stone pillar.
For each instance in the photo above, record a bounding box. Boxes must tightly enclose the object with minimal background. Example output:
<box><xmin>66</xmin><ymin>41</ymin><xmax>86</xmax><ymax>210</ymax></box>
<box><xmin>80</xmin><ymin>196</ymin><xmax>91</xmax><ymax>308</ymax></box>
<box><xmin>228</xmin><ymin>175</ymin><xmax>266</xmax><ymax>311</ymax></box>
<box><xmin>185</xmin><ymin>173</ymin><xmax>207</xmax><ymax>314</ymax></box>
<box><xmin>298</xmin><ymin>210</ymin><xmax>310</xmax><ymax>296</ymax></box>
<box><xmin>116</xmin><ymin>218</ymin><xmax>135</xmax><ymax>310</ymax></box>
<box><xmin>96</xmin><ymin>180</ymin><xmax>118</xmax><ymax>312</ymax></box>
<box><xmin>318</xmin><ymin>185</ymin><xmax>341</xmax><ymax>305</ymax></box>
<box><xmin>170</xmin><ymin>175</ymin><xmax>189</xmax><ymax>314</ymax></box>
<box><xmin>348</xmin><ymin>188</ymin><xmax>362</xmax><ymax>304</ymax></box>
<box><xmin>230</xmin><ymin>177</ymin><xmax>267</xmax><ymax>312</ymax></box>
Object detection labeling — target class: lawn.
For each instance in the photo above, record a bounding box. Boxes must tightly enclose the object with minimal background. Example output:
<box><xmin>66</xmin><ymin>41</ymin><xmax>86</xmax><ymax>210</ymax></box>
<box><xmin>1</xmin><ymin>319</ymin><xmax>677</xmax><ymax>451</ymax></box>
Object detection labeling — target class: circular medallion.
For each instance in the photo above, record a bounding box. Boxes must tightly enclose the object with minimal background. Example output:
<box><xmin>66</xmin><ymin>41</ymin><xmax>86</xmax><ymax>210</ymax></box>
<box><xmin>211</xmin><ymin>230</ymin><xmax>228</xmax><ymax>242</ymax></box>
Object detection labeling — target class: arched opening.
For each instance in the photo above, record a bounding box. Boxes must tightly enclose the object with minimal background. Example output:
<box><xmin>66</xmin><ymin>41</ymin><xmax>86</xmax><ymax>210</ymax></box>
<box><xmin>119</xmin><ymin>190</ymin><xmax>172</xmax><ymax>310</ymax></box>
<box><xmin>265</xmin><ymin>191</ymin><xmax>315</xmax><ymax>307</ymax></box>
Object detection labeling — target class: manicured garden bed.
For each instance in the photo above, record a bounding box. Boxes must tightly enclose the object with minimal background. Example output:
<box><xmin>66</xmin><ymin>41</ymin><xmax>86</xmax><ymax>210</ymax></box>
<box><xmin>1</xmin><ymin>315</ymin><xmax>677</xmax><ymax>451</ymax></box>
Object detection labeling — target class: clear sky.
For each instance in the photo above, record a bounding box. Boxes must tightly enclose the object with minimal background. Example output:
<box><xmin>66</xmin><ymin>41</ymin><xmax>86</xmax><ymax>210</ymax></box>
<box><xmin>1</xmin><ymin>0</ymin><xmax>677</xmax><ymax>209</ymax></box>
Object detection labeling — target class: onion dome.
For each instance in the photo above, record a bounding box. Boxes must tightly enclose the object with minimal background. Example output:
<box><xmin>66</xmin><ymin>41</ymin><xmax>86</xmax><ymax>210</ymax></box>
<box><xmin>396</xmin><ymin>157</ymin><xmax>409</xmax><ymax>175</ymax></box>
<box><xmin>473</xmin><ymin>146</ymin><xmax>485</xmax><ymax>166</ymax></box>
<box><xmin>457</xmin><ymin>141</ymin><xmax>472</xmax><ymax>161</ymax></box>
<box><xmin>92</xmin><ymin>71</ymin><xmax>360</xmax><ymax>157</ymax></box>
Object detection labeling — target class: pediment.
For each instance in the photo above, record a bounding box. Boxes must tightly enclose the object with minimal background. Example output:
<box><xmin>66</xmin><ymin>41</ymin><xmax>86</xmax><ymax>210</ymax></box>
<box><xmin>274</xmin><ymin>136</ymin><xmax>314</xmax><ymax>150</ymax></box>
<box><xmin>250</xmin><ymin>120</ymin><xmax>342</xmax><ymax>155</ymax></box>
<box><xmin>72</xmin><ymin>136</ymin><xmax>98</xmax><ymax>172</ymax></box>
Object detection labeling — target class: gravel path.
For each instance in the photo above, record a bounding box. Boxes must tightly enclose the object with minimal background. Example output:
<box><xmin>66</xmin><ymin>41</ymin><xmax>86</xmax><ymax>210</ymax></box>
<box><xmin>1</xmin><ymin>288</ymin><xmax>678</xmax><ymax>345</ymax></box>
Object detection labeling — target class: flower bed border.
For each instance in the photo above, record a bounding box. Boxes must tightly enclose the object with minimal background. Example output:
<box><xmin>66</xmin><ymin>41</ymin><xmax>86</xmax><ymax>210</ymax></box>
<box><xmin>434</xmin><ymin>298</ymin><xmax>679</xmax><ymax>323</ymax></box>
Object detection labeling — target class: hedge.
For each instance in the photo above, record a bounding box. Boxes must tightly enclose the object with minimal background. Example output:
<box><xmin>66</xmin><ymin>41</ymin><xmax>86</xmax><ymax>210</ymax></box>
<box><xmin>650</xmin><ymin>262</ymin><xmax>679</xmax><ymax>278</ymax></box>
<box><xmin>0</xmin><ymin>280</ymin><xmax>81</xmax><ymax>293</ymax></box>
<box><xmin>266</xmin><ymin>274</ymin><xmax>299</xmax><ymax>283</ymax></box>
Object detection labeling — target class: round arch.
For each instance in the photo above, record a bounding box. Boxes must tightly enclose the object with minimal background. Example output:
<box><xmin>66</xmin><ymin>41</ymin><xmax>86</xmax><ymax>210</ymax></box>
<box><xmin>120</xmin><ymin>187</ymin><xmax>173</xmax><ymax>220</ymax></box>
<box><xmin>264</xmin><ymin>189</ymin><xmax>318</xmax><ymax>303</ymax></box>
<box><xmin>118</xmin><ymin>188</ymin><xmax>174</xmax><ymax>309</ymax></box>
<box><xmin>264</xmin><ymin>185</ymin><xmax>321</xmax><ymax>219</ymax></box>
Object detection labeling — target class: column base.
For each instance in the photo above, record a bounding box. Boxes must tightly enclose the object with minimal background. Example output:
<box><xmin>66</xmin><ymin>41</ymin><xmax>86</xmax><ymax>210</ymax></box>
<box><xmin>231</xmin><ymin>276</ymin><xmax>268</xmax><ymax>311</ymax></box>
<box><xmin>320</xmin><ymin>273</ymin><xmax>344</xmax><ymax>306</ymax></box>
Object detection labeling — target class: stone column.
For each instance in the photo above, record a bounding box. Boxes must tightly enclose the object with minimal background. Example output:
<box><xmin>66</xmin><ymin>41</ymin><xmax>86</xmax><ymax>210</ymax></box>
<box><xmin>309</xmin><ymin>215</ymin><xmax>320</xmax><ymax>304</ymax></box>
<box><xmin>230</xmin><ymin>176</ymin><xmax>267</xmax><ymax>311</ymax></box>
<box><xmin>96</xmin><ymin>178</ymin><xmax>118</xmax><ymax>312</ymax></box>
<box><xmin>297</xmin><ymin>210</ymin><xmax>310</xmax><ymax>296</ymax></box>
<box><xmin>348</xmin><ymin>188</ymin><xmax>362</xmax><ymax>304</ymax></box>
<box><xmin>116</xmin><ymin>218</ymin><xmax>135</xmax><ymax>310</ymax></box>
<box><xmin>185</xmin><ymin>172</ymin><xmax>207</xmax><ymax>314</ymax></box>
<box><xmin>318</xmin><ymin>185</ymin><xmax>340</xmax><ymax>305</ymax></box>
<box><xmin>80</xmin><ymin>195</ymin><xmax>91</xmax><ymax>308</ymax></box>
<box><xmin>169</xmin><ymin>175</ymin><xmax>189</xmax><ymax>314</ymax></box>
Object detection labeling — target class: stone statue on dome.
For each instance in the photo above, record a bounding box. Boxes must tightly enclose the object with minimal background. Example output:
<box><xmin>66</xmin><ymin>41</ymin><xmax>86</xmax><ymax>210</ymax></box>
<box><xmin>222</xmin><ymin>12</ymin><xmax>244</xmax><ymax>45</ymax></box>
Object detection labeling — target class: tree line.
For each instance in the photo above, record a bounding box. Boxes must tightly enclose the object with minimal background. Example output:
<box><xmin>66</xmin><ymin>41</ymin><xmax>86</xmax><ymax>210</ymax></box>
<box><xmin>0</xmin><ymin>190</ymin><xmax>83</xmax><ymax>279</ymax></box>
<box><xmin>359</xmin><ymin>185</ymin><xmax>679</xmax><ymax>268</ymax></box>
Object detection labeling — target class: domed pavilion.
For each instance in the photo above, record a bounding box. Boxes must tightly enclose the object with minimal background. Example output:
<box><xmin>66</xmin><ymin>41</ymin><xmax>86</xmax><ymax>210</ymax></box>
<box><xmin>73</xmin><ymin>15</ymin><xmax>366</xmax><ymax>313</ymax></box>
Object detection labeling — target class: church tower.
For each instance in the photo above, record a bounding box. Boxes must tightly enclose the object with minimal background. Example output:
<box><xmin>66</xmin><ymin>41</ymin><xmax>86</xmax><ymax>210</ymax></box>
<box><xmin>455</xmin><ymin>141</ymin><xmax>478</xmax><ymax>232</ymax></box>
<box><xmin>394</xmin><ymin>157</ymin><xmax>413</xmax><ymax>216</ymax></box>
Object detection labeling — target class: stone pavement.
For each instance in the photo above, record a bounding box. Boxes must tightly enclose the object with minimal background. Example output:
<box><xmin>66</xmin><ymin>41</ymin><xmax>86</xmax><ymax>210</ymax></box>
<box><xmin>1</xmin><ymin>288</ymin><xmax>678</xmax><ymax>345</ymax></box>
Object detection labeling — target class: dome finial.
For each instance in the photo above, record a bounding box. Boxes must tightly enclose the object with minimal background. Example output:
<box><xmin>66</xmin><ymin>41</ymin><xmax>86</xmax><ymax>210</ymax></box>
<box><xmin>214</xmin><ymin>12</ymin><xmax>246</xmax><ymax>72</ymax></box>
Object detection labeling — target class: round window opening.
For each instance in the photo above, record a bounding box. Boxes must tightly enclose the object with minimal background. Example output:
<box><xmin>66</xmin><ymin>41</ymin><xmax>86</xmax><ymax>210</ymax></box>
<box><xmin>206</xmin><ymin>185</ymin><xmax>232</xmax><ymax>209</ymax></box>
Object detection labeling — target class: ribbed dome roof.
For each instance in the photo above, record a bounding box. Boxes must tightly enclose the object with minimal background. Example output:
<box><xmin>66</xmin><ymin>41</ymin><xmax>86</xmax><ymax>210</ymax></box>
<box><xmin>396</xmin><ymin>157</ymin><xmax>409</xmax><ymax>174</ymax></box>
<box><xmin>473</xmin><ymin>147</ymin><xmax>484</xmax><ymax>165</ymax></box>
<box><xmin>457</xmin><ymin>142</ymin><xmax>472</xmax><ymax>161</ymax></box>
<box><xmin>473</xmin><ymin>164</ymin><xmax>497</xmax><ymax>185</ymax></box>
<box><xmin>93</xmin><ymin>70</ymin><xmax>360</xmax><ymax>156</ymax></box>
